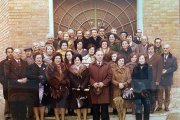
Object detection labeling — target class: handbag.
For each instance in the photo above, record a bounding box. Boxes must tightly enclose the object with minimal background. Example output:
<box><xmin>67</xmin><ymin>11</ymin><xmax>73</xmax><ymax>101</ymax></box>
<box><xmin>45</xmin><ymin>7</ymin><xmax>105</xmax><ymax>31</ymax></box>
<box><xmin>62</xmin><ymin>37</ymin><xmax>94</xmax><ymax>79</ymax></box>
<box><xmin>122</xmin><ymin>87</ymin><xmax>135</xmax><ymax>100</ymax></box>
<box><xmin>92</xmin><ymin>87</ymin><xmax>102</xmax><ymax>96</ymax></box>
<box><xmin>76</xmin><ymin>96</ymin><xmax>88</xmax><ymax>108</ymax></box>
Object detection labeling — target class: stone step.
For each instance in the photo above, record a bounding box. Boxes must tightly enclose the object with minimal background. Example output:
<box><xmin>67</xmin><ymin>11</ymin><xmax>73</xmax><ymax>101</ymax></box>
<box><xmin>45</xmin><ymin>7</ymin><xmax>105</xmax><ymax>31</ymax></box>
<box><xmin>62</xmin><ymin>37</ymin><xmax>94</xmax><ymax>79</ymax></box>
<box><xmin>45</xmin><ymin>113</ymin><xmax>167</xmax><ymax>120</ymax></box>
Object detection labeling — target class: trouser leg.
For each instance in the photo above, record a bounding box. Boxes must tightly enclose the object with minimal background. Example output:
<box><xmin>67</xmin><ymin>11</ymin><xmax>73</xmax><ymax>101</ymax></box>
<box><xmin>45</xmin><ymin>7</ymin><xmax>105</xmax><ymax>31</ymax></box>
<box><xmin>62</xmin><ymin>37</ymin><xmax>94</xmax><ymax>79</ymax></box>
<box><xmin>143</xmin><ymin>97</ymin><xmax>150</xmax><ymax>120</ymax></box>
<box><xmin>157</xmin><ymin>86</ymin><xmax>164</xmax><ymax>108</ymax></box>
<box><xmin>101</xmin><ymin>104</ymin><xmax>109</xmax><ymax>120</ymax></box>
<box><xmin>92</xmin><ymin>104</ymin><xmax>100</xmax><ymax>120</ymax></box>
<box><xmin>164</xmin><ymin>86</ymin><xmax>171</xmax><ymax>109</ymax></box>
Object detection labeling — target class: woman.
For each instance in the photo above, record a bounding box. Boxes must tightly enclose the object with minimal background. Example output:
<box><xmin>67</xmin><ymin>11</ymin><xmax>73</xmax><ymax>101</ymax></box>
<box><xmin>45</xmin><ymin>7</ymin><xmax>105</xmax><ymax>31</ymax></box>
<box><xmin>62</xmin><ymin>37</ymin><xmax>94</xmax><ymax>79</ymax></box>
<box><xmin>109</xmin><ymin>51</ymin><xmax>119</xmax><ymax>68</ymax></box>
<box><xmin>119</xmin><ymin>40</ymin><xmax>132</xmax><ymax>64</ymax></box>
<box><xmin>73</xmin><ymin>40</ymin><xmax>88</xmax><ymax>57</ymax></box>
<box><xmin>46</xmin><ymin>53</ymin><xmax>69</xmax><ymax>120</ymax></box>
<box><xmin>69</xmin><ymin>54</ymin><xmax>90</xmax><ymax>120</ymax></box>
<box><xmin>108</xmin><ymin>33</ymin><xmax>120</xmax><ymax>51</ymax></box>
<box><xmin>64</xmin><ymin>50</ymin><xmax>74</xmax><ymax>69</ymax></box>
<box><xmin>82</xmin><ymin>44</ymin><xmax>96</xmax><ymax>67</ymax></box>
<box><xmin>43</xmin><ymin>44</ymin><xmax>55</xmax><ymax>65</ymax></box>
<box><xmin>111</xmin><ymin>55</ymin><xmax>131</xmax><ymax>120</ymax></box>
<box><xmin>131</xmin><ymin>54</ymin><xmax>152</xmax><ymax>120</ymax></box>
<box><xmin>127</xmin><ymin>34</ymin><xmax>139</xmax><ymax>54</ymax></box>
<box><xmin>99</xmin><ymin>40</ymin><xmax>112</xmax><ymax>62</ymax></box>
<box><xmin>63</xmin><ymin>32</ymin><xmax>74</xmax><ymax>49</ymax></box>
<box><xmin>126</xmin><ymin>52</ymin><xmax>138</xmax><ymax>74</ymax></box>
<box><xmin>27</xmin><ymin>52</ymin><xmax>50</xmax><ymax>120</ymax></box>
<box><xmin>57</xmin><ymin>40</ymin><xmax>69</xmax><ymax>60</ymax></box>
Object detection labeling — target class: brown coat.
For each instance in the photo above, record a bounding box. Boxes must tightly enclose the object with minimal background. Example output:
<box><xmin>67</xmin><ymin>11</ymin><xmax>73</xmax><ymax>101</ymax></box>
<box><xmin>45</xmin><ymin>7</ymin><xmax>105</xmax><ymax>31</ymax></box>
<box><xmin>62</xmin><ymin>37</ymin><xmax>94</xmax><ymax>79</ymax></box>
<box><xmin>89</xmin><ymin>61</ymin><xmax>112</xmax><ymax>104</ymax></box>
<box><xmin>4</xmin><ymin>59</ymin><xmax>28</xmax><ymax>101</ymax></box>
<box><xmin>146</xmin><ymin>54</ymin><xmax>163</xmax><ymax>90</ymax></box>
<box><xmin>111</xmin><ymin>66</ymin><xmax>131</xmax><ymax>107</ymax></box>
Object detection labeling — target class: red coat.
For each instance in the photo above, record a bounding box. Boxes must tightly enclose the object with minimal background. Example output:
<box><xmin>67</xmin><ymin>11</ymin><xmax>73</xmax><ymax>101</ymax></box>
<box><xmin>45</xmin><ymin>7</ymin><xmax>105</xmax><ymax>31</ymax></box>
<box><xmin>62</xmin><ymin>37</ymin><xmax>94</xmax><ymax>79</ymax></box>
<box><xmin>89</xmin><ymin>61</ymin><xmax>112</xmax><ymax>104</ymax></box>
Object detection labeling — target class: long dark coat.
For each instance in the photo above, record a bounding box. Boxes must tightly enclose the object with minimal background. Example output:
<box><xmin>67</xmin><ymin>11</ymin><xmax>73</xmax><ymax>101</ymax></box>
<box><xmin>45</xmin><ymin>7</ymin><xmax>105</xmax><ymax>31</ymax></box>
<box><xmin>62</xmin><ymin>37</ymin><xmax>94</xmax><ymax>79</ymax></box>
<box><xmin>146</xmin><ymin>54</ymin><xmax>163</xmax><ymax>90</ymax></box>
<box><xmin>68</xmin><ymin>64</ymin><xmax>91</xmax><ymax>108</ymax></box>
<box><xmin>26</xmin><ymin>63</ymin><xmax>50</xmax><ymax>106</ymax></box>
<box><xmin>4</xmin><ymin>59</ymin><xmax>28</xmax><ymax>102</ymax></box>
<box><xmin>131</xmin><ymin>63</ymin><xmax>153</xmax><ymax>93</ymax></box>
<box><xmin>0</xmin><ymin>58</ymin><xmax>9</xmax><ymax>99</ymax></box>
<box><xmin>89</xmin><ymin>61</ymin><xmax>112</xmax><ymax>104</ymax></box>
<box><xmin>160</xmin><ymin>53</ymin><xmax>177</xmax><ymax>86</ymax></box>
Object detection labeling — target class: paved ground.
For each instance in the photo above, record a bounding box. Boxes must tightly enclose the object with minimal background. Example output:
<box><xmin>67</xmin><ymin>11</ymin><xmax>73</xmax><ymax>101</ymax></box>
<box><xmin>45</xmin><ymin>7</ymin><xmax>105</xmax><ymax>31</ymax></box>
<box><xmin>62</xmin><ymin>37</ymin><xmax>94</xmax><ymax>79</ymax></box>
<box><xmin>44</xmin><ymin>109</ymin><xmax>180</xmax><ymax>120</ymax></box>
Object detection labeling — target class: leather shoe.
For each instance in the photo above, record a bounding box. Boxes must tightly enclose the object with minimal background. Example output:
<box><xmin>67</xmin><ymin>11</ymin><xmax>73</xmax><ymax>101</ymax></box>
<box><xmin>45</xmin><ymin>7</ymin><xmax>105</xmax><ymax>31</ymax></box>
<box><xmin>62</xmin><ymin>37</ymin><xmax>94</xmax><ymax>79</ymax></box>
<box><xmin>165</xmin><ymin>107</ymin><xmax>169</xmax><ymax>111</ymax></box>
<box><xmin>156</xmin><ymin>107</ymin><xmax>162</xmax><ymax>111</ymax></box>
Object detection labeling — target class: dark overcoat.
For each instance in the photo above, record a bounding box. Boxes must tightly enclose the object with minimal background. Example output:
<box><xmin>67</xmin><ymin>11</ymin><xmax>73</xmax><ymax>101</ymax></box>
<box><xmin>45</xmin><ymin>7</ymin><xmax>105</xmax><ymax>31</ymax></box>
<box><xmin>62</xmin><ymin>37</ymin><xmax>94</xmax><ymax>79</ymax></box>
<box><xmin>4</xmin><ymin>59</ymin><xmax>28</xmax><ymax>101</ymax></box>
<box><xmin>160</xmin><ymin>53</ymin><xmax>177</xmax><ymax>86</ymax></box>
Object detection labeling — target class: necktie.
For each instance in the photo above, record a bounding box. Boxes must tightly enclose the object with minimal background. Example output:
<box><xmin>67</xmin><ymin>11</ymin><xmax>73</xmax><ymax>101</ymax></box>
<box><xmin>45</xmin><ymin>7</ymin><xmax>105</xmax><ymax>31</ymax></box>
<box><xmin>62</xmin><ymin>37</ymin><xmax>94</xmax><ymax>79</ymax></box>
<box><xmin>17</xmin><ymin>60</ymin><xmax>21</xmax><ymax>66</ymax></box>
<box><xmin>164</xmin><ymin>55</ymin><xmax>167</xmax><ymax>62</ymax></box>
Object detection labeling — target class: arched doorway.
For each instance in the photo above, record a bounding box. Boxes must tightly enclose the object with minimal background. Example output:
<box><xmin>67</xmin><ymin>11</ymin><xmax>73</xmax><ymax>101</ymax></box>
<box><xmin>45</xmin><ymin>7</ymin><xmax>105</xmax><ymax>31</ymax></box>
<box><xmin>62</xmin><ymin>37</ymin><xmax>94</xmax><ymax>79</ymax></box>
<box><xmin>54</xmin><ymin>0</ymin><xmax>137</xmax><ymax>35</ymax></box>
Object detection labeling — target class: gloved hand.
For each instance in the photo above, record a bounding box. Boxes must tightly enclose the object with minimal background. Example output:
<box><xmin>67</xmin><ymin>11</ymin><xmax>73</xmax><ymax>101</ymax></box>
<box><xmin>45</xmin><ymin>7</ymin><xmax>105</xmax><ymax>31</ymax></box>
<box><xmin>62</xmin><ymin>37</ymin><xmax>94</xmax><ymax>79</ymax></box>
<box><xmin>141</xmin><ymin>90</ymin><xmax>149</xmax><ymax>97</ymax></box>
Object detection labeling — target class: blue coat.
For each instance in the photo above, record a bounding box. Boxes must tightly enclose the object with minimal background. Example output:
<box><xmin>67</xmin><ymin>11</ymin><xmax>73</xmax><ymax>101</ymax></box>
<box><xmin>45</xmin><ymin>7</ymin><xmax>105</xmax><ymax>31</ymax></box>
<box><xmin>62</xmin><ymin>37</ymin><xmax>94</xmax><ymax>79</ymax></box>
<box><xmin>160</xmin><ymin>53</ymin><xmax>177</xmax><ymax>86</ymax></box>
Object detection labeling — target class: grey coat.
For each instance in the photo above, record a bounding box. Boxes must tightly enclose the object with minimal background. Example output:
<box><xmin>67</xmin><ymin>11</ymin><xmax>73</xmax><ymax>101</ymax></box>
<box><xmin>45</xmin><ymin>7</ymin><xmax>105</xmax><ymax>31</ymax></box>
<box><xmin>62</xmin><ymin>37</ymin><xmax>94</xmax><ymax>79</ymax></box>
<box><xmin>160</xmin><ymin>53</ymin><xmax>177</xmax><ymax>86</ymax></box>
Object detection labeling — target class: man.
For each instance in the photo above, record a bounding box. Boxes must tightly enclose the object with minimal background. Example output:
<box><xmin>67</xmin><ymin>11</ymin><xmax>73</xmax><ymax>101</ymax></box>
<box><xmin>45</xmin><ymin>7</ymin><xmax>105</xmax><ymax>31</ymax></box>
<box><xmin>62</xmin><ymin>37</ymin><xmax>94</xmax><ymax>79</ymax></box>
<box><xmin>54</xmin><ymin>31</ymin><xmax>63</xmax><ymax>50</ymax></box>
<box><xmin>83</xmin><ymin>30</ymin><xmax>91</xmax><ymax>49</ymax></box>
<box><xmin>68</xmin><ymin>28</ymin><xmax>76</xmax><ymax>41</ymax></box>
<box><xmin>138</xmin><ymin>35</ymin><xmax>149</xmax><ymax>54</ymax></box>
<box><xmin>156</xmin><ymin>44</ymin><xmax>177</xmax><ymax>111</ymax></box>
<box><xmin>89</xmin><ymin>50</ymin><xmax>112</xmax><ymax>120</ymax></box>
<box><xmin>4</xmin><ymin>48</ymin><xmax>29</xmax><ymax>120</ymax></box>
<box><xmin>154</xmin><ymin>38</ymin><xmax>163</xmax><ymax>55</ymax></box>
<box><xmin>146</xmin><ymin>44</ymin><xmax>163</xmax><ymax>113</ymax></box>
<box><xmin>133</xmin><ymin>29</ymin><xmax>142</xmax><ymax>44</ymax></box>
<box><xmin>119</xmin><ymin>31</ymin><xmax>128</xmax><ymax>41</ymax></box>
<box><xmin>32</xmin><ymin>42</ymin><xmax>40</xmax><ymax>53</ymax></box>
<box><xmin>98</xmin><ymin>27</ymin><xmax>106</xmax><ymax>40</ymax></box>
<box><xmin>88</xmin><ymin>29</ymin><xmax>102</xmax><ymax>49</ymax></box>
<box><xmin>0</xmin><ymin>47</ymin><xmax>13</xmax><ymax>120</ymax></box>
<box><xmin>45</xmin><ymin>33</ymin><xmax>54</xmax><ymax>45</ymax></box>
<box><xmin>23</xmin><ymin>47</ymin><xmax>34</xmax><ymax>65</ymax></box>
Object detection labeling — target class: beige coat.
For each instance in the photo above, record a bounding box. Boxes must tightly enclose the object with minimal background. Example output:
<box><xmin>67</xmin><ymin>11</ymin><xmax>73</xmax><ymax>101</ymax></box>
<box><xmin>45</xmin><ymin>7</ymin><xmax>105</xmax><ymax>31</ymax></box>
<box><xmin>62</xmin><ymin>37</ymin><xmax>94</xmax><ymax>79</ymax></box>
<box><xmin>111</xmin><ymin>65</ymin><xmax>131</xmax><ymax>107</ymax></box>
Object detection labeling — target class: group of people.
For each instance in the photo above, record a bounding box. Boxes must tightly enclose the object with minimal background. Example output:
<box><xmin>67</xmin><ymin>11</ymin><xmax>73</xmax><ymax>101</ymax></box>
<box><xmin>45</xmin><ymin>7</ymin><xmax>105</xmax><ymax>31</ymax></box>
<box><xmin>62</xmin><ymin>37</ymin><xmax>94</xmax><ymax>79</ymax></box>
<box><xmin>0</xmin><ymin>27</ymin><xmax>178</xmax><ymax>120</ymax></box>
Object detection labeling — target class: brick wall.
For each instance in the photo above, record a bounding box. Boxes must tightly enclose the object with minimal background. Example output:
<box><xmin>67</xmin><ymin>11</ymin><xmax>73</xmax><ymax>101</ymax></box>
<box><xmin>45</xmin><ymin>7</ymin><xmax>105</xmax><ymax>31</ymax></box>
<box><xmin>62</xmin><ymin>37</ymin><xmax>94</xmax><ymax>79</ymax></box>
<box><xmin>143</xmin><ymin>0</ymin><xmax>180</xmax><ymax>87</ymax></box>
<box><xmin>0</xmin><ymin>0</ymin><xmax>49</xmax><ymax>61</ymax></box>
<box><xmin>0</xmin><ymin>0</ymin><xmax>11</xmax><ymax>61</ymax></box>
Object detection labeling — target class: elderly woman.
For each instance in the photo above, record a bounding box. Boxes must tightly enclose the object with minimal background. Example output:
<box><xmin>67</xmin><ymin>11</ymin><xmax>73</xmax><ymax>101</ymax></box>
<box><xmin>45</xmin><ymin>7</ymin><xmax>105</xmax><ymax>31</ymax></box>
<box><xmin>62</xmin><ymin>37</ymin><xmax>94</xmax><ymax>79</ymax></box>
<box><xmin>108</xmin><ymin>33</ymin><xmax>119</xmax><ymax>51</ymax></box>
<box><xmin>57</xmin><ymin>40</ymin><xmax>69</xmax><ymax>61</ymax></box>
<box><xmin>26</xmin><ymin>52</ymin><xmax>50</xmax><ymax>120</ymax></box>
<box><xmin>131</xmin><ymin>54</ymin><xmax>152</xmax><ymax>120</ymax></box>
<box><xmin>43</xmin><ymin>44</ymin><xmax>55</xmax><ymax>65</ymax></box>
<box><xmin>82</xmin><ymin>44</ymin><xmax>96</xmax><ymax>67</ymax></box>
<box><xmin>46</xmin><ymin>53</ymin><xmax>69</xmax><ymax>120</ymax></box>
<box><xmin>73</xmin><ymin>40</ymin><xmax>88</xmax><ymax>57</ymax></box>
<box><xmin>111</xmin><ymin>55</ymin><xmax>131</xmax><ymax>119</ymax></box>
<box><xmin>68</xmin><ymin>54</ymin><xmax>90</xmax><ymax>120</ymax></box>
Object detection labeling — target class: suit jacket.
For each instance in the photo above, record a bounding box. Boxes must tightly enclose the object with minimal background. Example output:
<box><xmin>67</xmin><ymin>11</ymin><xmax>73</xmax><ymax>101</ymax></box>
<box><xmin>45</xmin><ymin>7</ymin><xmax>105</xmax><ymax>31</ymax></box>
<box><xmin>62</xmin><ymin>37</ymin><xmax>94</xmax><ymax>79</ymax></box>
<box><xmin>89</xmin><ymin>61</ymin><xmax>112</xmax><ymax>104</ymax></box>
<box><xmin>88</xmin><ymin>36</ymin><xmax>102</xmax><ymax>49</ymax></box>
<box><xmin>4</xmin><ymin>58</ymin><xmax>28</xmax><ymax>101</ymax></box>
<box><xmin>138</xmin><ymin>44</ymin><xmax>148</xmax><ymax>54</ymax></box>
<box><xmin>147</xmin><ymin>54</ymin><xmax>163</xmax><ymax>90</ymax></box>
<box><xmin>160</xmin><ymin>53</ymin><xmax>177</xmax><ymax>86</ymax></box>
